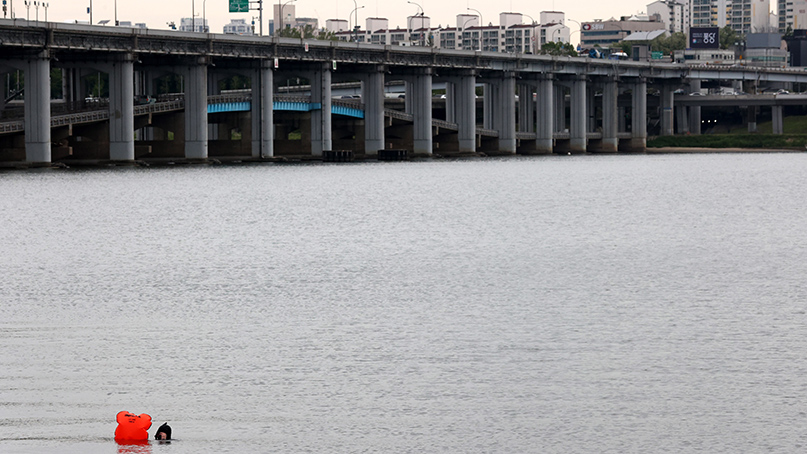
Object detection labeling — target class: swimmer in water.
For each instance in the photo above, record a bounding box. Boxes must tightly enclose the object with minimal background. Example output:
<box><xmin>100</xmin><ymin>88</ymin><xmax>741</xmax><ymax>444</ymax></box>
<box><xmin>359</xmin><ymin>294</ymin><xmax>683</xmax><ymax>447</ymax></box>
<box><xmin>155</xmin><ymin>422</ymin><xmax>172</xmax><ymax>440</ymax></box>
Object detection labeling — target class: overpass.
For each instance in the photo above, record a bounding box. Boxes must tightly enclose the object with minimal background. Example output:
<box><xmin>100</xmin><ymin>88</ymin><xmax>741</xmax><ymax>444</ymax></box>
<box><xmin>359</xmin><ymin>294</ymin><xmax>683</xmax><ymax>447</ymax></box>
<box><xmin>1</xmin><ymin>19</ymin><xmax>806</xmax><ymax>166</ymax></box>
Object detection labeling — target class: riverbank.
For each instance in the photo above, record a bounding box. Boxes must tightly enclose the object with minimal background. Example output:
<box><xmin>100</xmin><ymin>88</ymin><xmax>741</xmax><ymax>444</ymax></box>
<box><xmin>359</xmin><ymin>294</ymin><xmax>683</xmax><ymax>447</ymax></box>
<box><xmin>647</xmin><ymin>134</ymin><xmax>807</xmax><ymax>151</ymax></box>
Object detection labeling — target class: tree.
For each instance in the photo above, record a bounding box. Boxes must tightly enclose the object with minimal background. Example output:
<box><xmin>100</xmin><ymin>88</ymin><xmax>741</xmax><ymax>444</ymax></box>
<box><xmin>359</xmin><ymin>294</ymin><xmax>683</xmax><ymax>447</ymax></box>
<box><xmin>538</xmin><ymin>41</ymin><xmax>578</xmax><ymax>57</ymax></box>
<box><xmin>719</xmin><ymin>25</ymin><xmax>742</xmax><ymax>50</ymax></box>
<box><xmin>277</xmin><ymin>25</ymin><xmax>338</xmax><ymax>41</ymax></box>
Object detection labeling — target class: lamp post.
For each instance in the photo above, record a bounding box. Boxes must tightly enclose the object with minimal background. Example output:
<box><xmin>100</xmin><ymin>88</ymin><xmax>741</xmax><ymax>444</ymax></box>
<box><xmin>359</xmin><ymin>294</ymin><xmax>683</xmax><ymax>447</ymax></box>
<box><xmin>203</xmin><ymin>0</ymin><xmax>207</xmax><ymax>32</ymax></box>
<box><xmin>350</xmin><ymin>3</ymin><xmax>364</xmax><ymax>42</ymax></box>
<box><xmin>467</xmin><ymin>7</ymin><xmax>482</xmax><ymax>51</ymax></box>
<box><xmin>407</xmin><ymin>1</ymin><xmax>424</xmax><ymax>46</ymax></box>
<box><xmin>88</xmin><ymin>0</ymin><xmax>91</xmax><ymax>24</ymax></box>
<box><xmin>114</xmin><ymin>0</ymin><xmax>117</xmax><ymax>25</ymax></box>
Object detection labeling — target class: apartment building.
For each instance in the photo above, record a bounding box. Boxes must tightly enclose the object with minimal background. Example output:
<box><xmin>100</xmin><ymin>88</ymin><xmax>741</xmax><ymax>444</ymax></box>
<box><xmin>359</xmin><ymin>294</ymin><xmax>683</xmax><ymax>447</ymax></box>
<box><xmin>333</xmin><ymin>11</ymin><xmax>569</xmax><ymax>54</ymax></box>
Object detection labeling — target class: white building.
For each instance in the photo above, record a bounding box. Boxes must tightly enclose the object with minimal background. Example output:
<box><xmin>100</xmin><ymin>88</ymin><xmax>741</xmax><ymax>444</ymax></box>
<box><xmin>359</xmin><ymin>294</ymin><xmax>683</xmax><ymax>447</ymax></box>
<box><xmin>648</xmin><ymin>0</ymin><xmax>689</xmax><ymax>34</ymax></box>
<box><xmin>778</xmin><ymin>0</ymin><xmax>807</xmax><ymax>32</ymax></box>
<box><xmin>333</xmin><ymin>10</ymin><xmax>570</xmax><ymax>54</ymax></box>
<box><xmin>224</xmin><ymin>19</ymin><xmax>253</xmax><ymax>35</ymax></box>
<box><xmin>179</xmin><ymin>17</ymin><xmax>207</xmax><ymax>33</ymax></box>
<box><xmin>326</xmin><ymin>19</ymin><xmax>349</xmax><ymax>33</ymax></box>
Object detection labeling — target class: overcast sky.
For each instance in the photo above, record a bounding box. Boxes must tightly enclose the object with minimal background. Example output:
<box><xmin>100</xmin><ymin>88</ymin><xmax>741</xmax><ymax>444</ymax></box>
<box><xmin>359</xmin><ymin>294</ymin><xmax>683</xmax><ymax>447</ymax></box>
<box><xmin>25</xmin><ymin>0</ymin><xmax>651</xmax><ymax>38</ymax></box>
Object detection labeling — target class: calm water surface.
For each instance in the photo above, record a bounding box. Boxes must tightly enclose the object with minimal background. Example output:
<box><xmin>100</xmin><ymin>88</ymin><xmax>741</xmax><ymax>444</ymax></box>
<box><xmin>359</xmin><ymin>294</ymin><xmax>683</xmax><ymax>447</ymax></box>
<box><xmin>1</xmin><ymin>153</ymin><xmax>807</xmax><ymax>453</ymax></box>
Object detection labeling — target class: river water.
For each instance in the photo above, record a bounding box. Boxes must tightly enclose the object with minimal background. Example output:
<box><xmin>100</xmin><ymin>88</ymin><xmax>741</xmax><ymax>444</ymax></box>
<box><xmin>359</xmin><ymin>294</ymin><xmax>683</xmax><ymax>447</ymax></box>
<box><xmin>1</xmin><ymin>153</ymin><xmax>806</xmax><ymax>453</ymax></box>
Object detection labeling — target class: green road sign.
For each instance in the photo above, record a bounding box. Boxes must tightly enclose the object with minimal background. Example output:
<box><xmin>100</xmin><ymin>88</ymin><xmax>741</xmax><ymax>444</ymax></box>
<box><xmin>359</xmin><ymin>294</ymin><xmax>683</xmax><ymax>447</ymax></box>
<box><xmin>229</xmin><ymin>0</ymin><xmax>249</xmax><ymax>12</ymax></box>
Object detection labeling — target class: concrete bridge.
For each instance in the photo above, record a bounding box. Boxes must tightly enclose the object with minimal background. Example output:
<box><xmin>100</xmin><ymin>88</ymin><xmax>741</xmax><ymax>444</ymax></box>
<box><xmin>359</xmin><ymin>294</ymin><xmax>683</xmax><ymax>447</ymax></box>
<box><xmin>1</xmin><ymin>19</ymin><xmax>806</xmax><ymax>166</ymax></box>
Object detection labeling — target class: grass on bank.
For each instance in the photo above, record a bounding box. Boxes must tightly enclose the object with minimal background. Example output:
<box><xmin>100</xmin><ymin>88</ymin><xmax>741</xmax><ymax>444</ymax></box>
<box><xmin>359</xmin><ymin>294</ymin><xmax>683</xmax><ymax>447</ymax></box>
<box><xmin>648</xmin><ymin>115</ymin><xmax>807</xmax><ymax>149</ymax></box>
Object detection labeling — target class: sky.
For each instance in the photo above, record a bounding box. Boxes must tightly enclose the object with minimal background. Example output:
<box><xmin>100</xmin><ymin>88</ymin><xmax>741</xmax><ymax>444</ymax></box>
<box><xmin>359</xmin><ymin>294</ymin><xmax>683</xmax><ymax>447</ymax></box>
<box><xmin>17</xmin><ymin>0</ymin><xmax>651</xmax><ymax>38</ymax></box>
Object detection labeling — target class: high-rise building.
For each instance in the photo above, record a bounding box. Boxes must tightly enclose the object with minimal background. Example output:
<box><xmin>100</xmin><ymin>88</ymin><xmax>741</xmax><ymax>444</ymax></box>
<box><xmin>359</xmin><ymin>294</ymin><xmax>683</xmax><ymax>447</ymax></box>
<box><xmin>648</xmin><ymin>0</ymin><xmax>690</xmax><ymax>34</ymax></box>
<box><xmin>778</xmin><ymin>0</ymin><xmax>807</xmax><ymax>32</ymax></box>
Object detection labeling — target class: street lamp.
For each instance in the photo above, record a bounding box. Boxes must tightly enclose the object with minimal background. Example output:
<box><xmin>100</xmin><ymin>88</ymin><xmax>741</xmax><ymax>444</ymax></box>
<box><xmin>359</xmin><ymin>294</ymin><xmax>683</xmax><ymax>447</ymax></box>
<box><xmin>88</xmin><ymin>0</ymin><xmax>91</xmax><ymax>24</ymax></box>
<box><xmin>350</xmin><ymin>3</ymin><xmax>364</xmax><ymax>42</ymax></box>
<box><xmin>279</xmin><ymin>0</ymin><xmax>296</xmax><ymax>35</ymax></box>
<box><xmin>467</xmin><ymin>7</ymin><xmax>482</xmax><ymax>51</ymax></box>
<box><xmin>407</xmin><ymin>1</ymin><xmax>425</xmax><ymax>46</ymax></box>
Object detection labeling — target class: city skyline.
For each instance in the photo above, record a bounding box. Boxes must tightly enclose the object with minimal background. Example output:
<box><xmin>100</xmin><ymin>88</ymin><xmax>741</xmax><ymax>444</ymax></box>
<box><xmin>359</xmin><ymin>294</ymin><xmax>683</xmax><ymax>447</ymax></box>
<box><xmin>15</xmin><ymin>0</ymin><xmax>653</xmax><ymax>39</ymax></box>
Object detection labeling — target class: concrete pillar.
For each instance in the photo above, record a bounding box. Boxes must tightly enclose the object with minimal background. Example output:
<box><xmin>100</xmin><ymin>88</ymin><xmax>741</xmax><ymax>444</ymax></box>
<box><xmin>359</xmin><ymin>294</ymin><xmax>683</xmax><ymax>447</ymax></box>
<box><xmin>569</xmin><ymin>76</ymin><xmax>587</xmax><ymax>153</ymax></box>
<box><xmin>747</xmin><ymin>106</ymin><xmax>757</xmax><ymax>133</ymax></box>
<box><xmin>772</xmin><ymin>105</ymin><xmax>784</xmax><ymax>134</ymax></box>
<box><xmin>310</xmin><ymin>64</ymin><xmax>332</xmax><ymax>156</ymax></box>
<box><xmin>676</xmin><ymin>105</ymin><xmax>689</xmax><ymax>134</ymax></box>
<box><xmin>689</xmin><ymin>79</ymin><xmax>701</xmax><ymax>135</ymax></box>
<box><xmin>661</xmin><ymin>84</ymin><xmax>674</xmax><ymax>136</ymax></box>
<box><xmin>457</xmin><ymin>73</ymin><xmax>476</xmax><ymax>152</ymax></box>
<box><xmin>517</xmin><ymin>84</ymin><xmax>534</xmax><ymax>133</ymax></box>
<box><xmin>363</xmin><ymin>66</ymin><xmax>385</xmax><ymax>155</ymax></box>
<box><xmin>554</xmin><ymin>85</ymin><xmax>566</xmax><ymax>132</ymax></box>
<box><xmin>108</xmin><ymin>55</ymin><xmax>135</xmax><ymax>161</ymax></box>
<box><xmin>629</xmin><ymin>78</ymin><xmax>647</xmax><ymax>151</ymax></box>
<box><xmin>483</xmin><ymin>83</ymin><xmax>494</xmax><ymax>129</ymax></box>
<box><xmin>251</xmin><ymin>61</ymin><xmax>274</xmax><ymax>158</ymax></box>
<box><xmin>445</xmin><ymin>83</ymin><xmax>455</xmax><ymax>123</ymax></box>
<box><xmin>495</xmin><ymin>73</ymin><xmax>516</xmax><ymax>153</ymax></box>
<box><xmin>601</xmin><ymin>79</ymin><xmax>618</xmax><ymax>152</ymax></box>
<box><xmin>535</xmin><ymin>75</ymin><xmax>553</xmax><ymax>153</ymax></box>
<box><xmin>183</xmin><ymin>60</ymin><xmax>208</xmax><ymax>159</ymax></box>
<box><xmin>587</xmin><ymin>86</ymin><xmax>596</xmax><ymax>132</ymax></box>
<box><xmin>24</xmin><ymin>51</ymin><xmax>51</xmax><ymax>163</ymax></box>
<box><xmin>411</xmin><ymin>70</ymin><xmax>432</xmax><ymax>155</ymax></box>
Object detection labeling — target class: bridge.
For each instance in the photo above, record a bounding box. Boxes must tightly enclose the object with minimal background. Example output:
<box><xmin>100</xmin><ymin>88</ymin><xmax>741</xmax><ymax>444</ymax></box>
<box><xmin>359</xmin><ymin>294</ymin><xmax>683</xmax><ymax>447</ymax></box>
<box><xmin>1</xmin><ymin>19</ymin><xmax>806</xmax><ymax>166</ymax></box>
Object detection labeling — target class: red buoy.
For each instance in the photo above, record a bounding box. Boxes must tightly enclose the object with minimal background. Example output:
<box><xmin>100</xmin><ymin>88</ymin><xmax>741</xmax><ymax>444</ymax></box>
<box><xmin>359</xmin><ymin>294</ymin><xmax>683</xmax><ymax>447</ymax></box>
<box><xmin>114</xmin><ymin>411</ymin><xmax>152</xmax><ymax>442</ymax></box>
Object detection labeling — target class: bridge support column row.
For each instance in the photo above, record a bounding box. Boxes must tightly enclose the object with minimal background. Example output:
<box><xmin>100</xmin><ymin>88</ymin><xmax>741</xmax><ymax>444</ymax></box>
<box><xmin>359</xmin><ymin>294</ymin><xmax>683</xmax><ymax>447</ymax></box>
<box><xmin>535</xmin><ymin>75</ymin><xmax>553</xmax><ymax>153</ymax></box>
<box><xmin>601</xmin><ymin>79</ymin><xmax>619</xmax><ymax>152</ymax></box>
<box><xmin>310</xmin><ymin>64</ymin><xmax>332</xmax><ymax>156</ymax></box>
<box><xmin>183</xmin><ymin>60</ymin><xmax>208</xmax><ymax>159</ymax></box>
<box><xmin>456</xmin><ymin>73</ymin><xmax>476</xmax><ymax>153</ymax></box>
<box><xmin>363</xmin><ymin>66</ymin><xmax>385</xmax><ymax>155</ymax></box>
<box><xmin>689</xmin><ymin>79</ymin><xmax>702</xmax><ymax>135</ymax></box>
<box><xmin>661</xmin><ymin>84</ymin><xmax>674</xmax><ymax>136</ymax></box>
<box><xmin>772</xmin><ymin>105</ymin><xmax>784</xmax><ymax>135</ymax></box>
<box><xmin>251</xmin><ymin>61</ymin><xmax>274</xmax><ymax>158</ymax></box>
<box><xmin>408</xmin><ymin>70</ymin><xmax>432</xmax><ymax>155</ymax></box>
<box><xmin>109</xmin><ymin>55</ymin><xmax>135</xmax><ymax>161</ymax></box>
<box><xmin>491</xmin><ymin>73</ymin><xmax>516</xmax><ymax>154</ymax></box>
<box><xmin>24</xmin><ymin>51</ymin><xmax>51</xmax><ymax>163</ymax></box>
<box><xmin>518</xmin><ymin>83</ymin><xmax>535</xmax><ymax>134</ymax></box>
<box><xmin>570</xmin><ymin>76</ymin><xmax>587</xmax><ymax>153</ymax></box>
<box><xmin>629</xmin><ymin>78</ymin><xmax>647</xmax><ymax>151</ymax></box>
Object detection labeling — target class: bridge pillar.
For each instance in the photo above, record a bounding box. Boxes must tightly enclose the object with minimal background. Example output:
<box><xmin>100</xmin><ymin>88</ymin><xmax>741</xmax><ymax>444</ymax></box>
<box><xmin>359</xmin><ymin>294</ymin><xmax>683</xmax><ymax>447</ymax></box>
<box><xmin>601</xmin><ymin>79</ymin><xmax>619</xmax><ymax>152</ymax></box>
<box><xmin>554</xmin><ymin>85</ymin><xmax>566</xmax><ymax>133</ymax></box>
<box><xmin>494</xmin><ymin>72</ymin><xmax>516</xmax><ymax>154</ymax></box>
<box><xmin>410</xmin><ymin>69</ymin><xmax>433</xmax><ymax>155</ymax></box>
<box><xmin>688</xmin><ymin>79</ymin><xmax>701</xmax><ymax>135</ymax></box>
<box><xmin>628</xmin><ymin>78</ymin><xmax>647</xmax><ymax>151</ymax></box>
<box><xmin>569</xmin><ymin>76</ymin><xmax>587</xmax><ymax>153</ymax></box>
<box><xmin>23</xmin><ymin>51</ymin><xmax>51</xmax><ymax>164</ymax></box>
<box><xmin>772</xmin><ymin>105</ymin><xmax>784</xmax><ymax>134</ymax></box>
<box><xmin>251</xmin><ymin>61</ymin><xmax>274</xmax><ymax>158</ymax></box>
<box><xmin>109</xmin><ymin>54</ymin><xmax>135</xmax><ymax>161</ymax></box>
<box><xmin>310</xmin><ymin>64</ymin><xmax>332</xmax><ymax>156</ymax></box>
<box><xmin>661</xmin><ymin>84</ymin><xmax>674</xmax><ymax>136</ymax></box>
<box><xmin>517</xmin><ymin>83</ymin><xmax>534</xmax><ymax>134</ymax></box>
<box><xmin>183</xmin><ymin>60</ymin><xmax>208</xmax><ymax>159</ymax></box>
<box><xmin>535</xmin><ymin>75</ymin><xmax>554</xmax><ymax>153</ymax></box>
<box><xmin>445</xmin><ymin>83</ymin><xmax>455</xmax><ymax>123</ymax></box>
<box><xmin>457</xmin><ymin>72</ymin><xmax>476</xmax><ymax>153</ymax></box>
<box><xmin>363</xmin><ymin>66</ymin><xmax>385</xmax><ymax>155</ymax></box>
<box><xmin>747</xmin><ymin>106</ymin><xmax>757</xmax><ymax>133</ymax></box>
<box><xmin>483</xmin><ymin>83</ymin><xmax>493</xmax><ymax>129</ymax></box>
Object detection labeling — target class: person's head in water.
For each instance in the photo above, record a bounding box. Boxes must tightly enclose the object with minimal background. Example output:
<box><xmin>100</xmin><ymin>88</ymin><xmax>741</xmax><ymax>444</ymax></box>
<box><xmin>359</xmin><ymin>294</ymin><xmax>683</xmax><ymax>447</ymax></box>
<box><xmin>155</xmin><ymin>422</ymin><xmax>172</xmax><ymax>440</ymax></box>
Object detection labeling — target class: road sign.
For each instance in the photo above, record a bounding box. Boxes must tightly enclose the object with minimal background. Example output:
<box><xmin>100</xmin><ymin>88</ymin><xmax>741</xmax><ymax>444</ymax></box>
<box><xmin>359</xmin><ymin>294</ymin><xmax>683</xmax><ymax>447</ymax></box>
<box><xmin>229</xmin><ymin>0</ymin><xmax>249</xmax><ymax>13</ymax></box>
